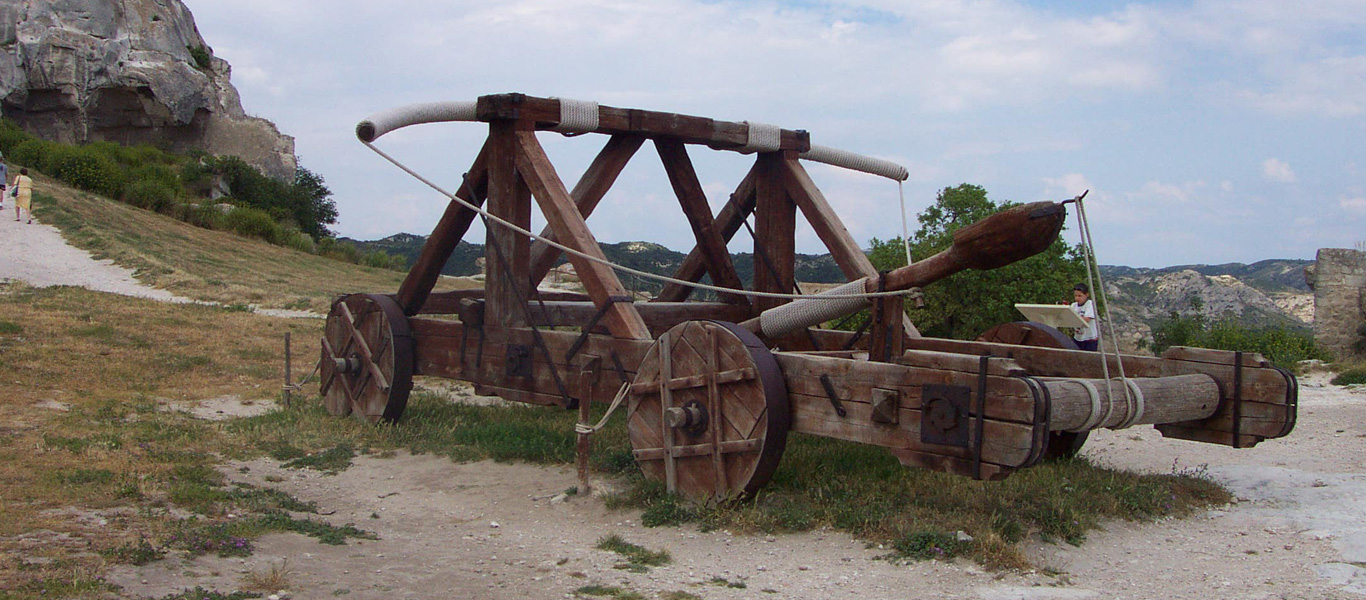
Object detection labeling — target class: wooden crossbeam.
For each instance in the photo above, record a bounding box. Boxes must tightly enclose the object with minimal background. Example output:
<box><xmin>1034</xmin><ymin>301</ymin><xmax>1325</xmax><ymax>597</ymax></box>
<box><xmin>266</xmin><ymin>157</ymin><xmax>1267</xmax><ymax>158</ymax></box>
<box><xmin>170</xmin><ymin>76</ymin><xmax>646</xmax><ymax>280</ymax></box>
<box><xmin>655</xmin><ymin>139</ymin><xmax>750</xmax><ymax>306</ymax></box>
<box><xmin>656</xmin><ymin>165</ymin><xmax>759</xmax><ymax>302</ymax></box>
<box><xmin>513</xmin><ymin>131</ymin><xmax>651</xmax><ymax>340</ymax></box>
<box><xmin>395</xmin><ymin>142</ymin><xmax>491</xmax><ymax>316</ymax></box>
<box><xmin>529</xmin><ymin>134</ymin><xmax>645</xmax><ymax>286</ymax></box>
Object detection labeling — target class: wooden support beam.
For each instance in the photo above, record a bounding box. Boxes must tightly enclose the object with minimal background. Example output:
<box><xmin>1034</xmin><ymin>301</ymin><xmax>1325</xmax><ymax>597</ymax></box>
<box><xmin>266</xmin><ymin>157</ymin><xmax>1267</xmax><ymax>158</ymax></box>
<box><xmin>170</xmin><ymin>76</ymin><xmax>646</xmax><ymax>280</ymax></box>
<box><xmin>513</xmin><ymin>130</ymin><xmax>652</xmax><ymax>340</ymax></box>
<box><xmin>484</xmin><ymin>121</ymin><xmax>533</xmax><ymax>330</ymax></box>
<box><xmin>655</xmin><ymin>139</ymin><xmax>750</xmax><ymax>306</ymax></box>
<box><xmin>753</xmin><ymin>152</ymin><xmax>796</xmax><ymax>315</ymax></box>
<box><xmin>394</xmin><ymin>143</ymin><xmax>491</xmax><ymax>316</ymax></box>
<box><xmin>529</xmin><ymin>135</ymin><xmax>645</xmax><ymax>286</ymax></box>
<box><xmin>657</xmin><ymin>165</ymin><xmax>759</xmax><ymax>302</ymax></box>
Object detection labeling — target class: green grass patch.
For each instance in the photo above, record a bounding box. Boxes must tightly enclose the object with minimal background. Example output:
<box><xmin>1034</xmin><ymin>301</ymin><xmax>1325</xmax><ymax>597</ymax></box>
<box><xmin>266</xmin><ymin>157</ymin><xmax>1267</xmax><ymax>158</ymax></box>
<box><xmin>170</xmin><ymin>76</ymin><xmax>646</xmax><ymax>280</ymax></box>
<box><xmin>281</xmin><ymin>443</ymin><xmax>356</xmax><ymax>473</ymax></box>
<box><xmin>0</xmin><ymin>320</ymin><xmax>21</xmax><ymax>334</ymax></box>
<box><xmin>1331</xmin><ymin>367</ymin><xmax>1366</xmax><ymax>385</ymax></box>
<box><xmin>574</xmin><ymin>585</ymin><xmax>647</xmax><ymax>599</ymax></box>
<box><xmin>156</xmin><ymin>586</ymin><xmax>261</xmax><ymax>600</ymax></box>
<box><xmin>595</xmin><ymin>534</ymin><xmax>671</xmax><ymax>569</ymax></box>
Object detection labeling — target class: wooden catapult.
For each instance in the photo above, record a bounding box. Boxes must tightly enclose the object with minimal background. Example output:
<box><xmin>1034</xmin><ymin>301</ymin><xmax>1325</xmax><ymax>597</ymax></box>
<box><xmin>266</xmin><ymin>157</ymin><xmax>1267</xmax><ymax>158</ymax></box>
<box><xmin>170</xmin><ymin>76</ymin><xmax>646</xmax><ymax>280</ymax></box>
<box><xmin>320</xmin><ymin>93</ymin><xmax>1297</xmax><ymax>500</ymax></box>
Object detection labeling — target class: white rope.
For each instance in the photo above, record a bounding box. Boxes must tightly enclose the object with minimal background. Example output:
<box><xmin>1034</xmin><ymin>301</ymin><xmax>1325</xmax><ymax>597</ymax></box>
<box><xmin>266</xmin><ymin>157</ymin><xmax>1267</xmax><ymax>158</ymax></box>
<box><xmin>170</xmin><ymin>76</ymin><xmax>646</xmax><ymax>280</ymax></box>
<box><xmin>552</xmin><ymin>98</ymin><xmax>599</xmax><ymax>134</ymax></box>
<box><xmin>898</xmin><ymin>181</ymin><xmax>913</xmax><ymax>267</ymax></box>
<box><xmin>575</xmin><ymin>382</ymin><xmax>631</xmax><ymax>434</ymax></box>
<box><xmin>759</xmin><ymin>279</ymin><xmax>868</xmax><ymax>338</ymax></box>
<box><xmin>357</xmin><ymin>101</ymin><xmax>478</xmax><ymax>142</ymax></box>
<box><xmin>1070</xmin><ymin>193</ymin><xmax>1133</xmax><ymax>424</ymax></box>
<box><xmin>1115</xmin><ymin>378</ymin><xmax>1147</xmax><ymax>429</ymax></box>
<box><xmin>1072</xmin><ymin>379</ymin><xmax>1105</xmax><ymax>432</ymax></box>
<box><xmin>362</xmin><ymin>140</ymin><xmax>915</xmax><ymax>301</ymax></box>
<box><xmin>739</xmin><ymin>121</ymin><xmax>782</xmax><ymax>153</ymax></box>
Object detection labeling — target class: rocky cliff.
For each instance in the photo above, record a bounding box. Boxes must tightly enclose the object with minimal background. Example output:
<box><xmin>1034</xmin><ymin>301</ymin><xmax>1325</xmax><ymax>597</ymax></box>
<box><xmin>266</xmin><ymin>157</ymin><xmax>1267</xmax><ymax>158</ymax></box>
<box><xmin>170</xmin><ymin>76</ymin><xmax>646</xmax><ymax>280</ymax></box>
<box><xmin>0</xmin><ymin>0</ymin><xmax>295</xmax><ymax>179</ymax></box>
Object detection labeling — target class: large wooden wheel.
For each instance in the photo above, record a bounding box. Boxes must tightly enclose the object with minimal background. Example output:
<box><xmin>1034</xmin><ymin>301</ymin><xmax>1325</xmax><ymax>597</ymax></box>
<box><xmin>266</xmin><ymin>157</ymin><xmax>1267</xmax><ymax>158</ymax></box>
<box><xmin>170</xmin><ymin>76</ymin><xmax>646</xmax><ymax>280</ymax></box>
<box><xmin>320</xmin><ymin>293</ymin><xmax>415</xmax><ymax>423</ymax></box>
<box><xmin>628</xmin><ymin>321</ymin><xmax>790</xmax><ymax>501</ymax></box>
<box><xmin>977</xmin><ymin>321</ymin><xmax>1088</xmax><ymax>459</ymax></box>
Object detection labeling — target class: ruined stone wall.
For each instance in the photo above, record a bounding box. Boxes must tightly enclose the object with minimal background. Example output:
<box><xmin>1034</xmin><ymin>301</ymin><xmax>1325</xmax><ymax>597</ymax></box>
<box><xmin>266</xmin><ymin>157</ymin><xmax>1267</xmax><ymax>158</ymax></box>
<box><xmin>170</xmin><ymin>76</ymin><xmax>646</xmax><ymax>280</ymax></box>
<box><xmin>1308</xmin><ymin>248</ymin><xmax>1366</xmax><ymax>359</ymax></box>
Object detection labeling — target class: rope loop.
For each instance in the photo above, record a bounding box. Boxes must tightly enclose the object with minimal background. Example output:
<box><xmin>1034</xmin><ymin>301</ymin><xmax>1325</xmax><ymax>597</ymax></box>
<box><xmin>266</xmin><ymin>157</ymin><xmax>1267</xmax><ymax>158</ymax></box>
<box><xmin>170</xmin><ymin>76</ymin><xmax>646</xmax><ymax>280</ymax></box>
<box><xmin>740</xmin><ymin>121</ymin><xmax>782</xmax><ymax>153</ymax></box>
<box><xmin>552</xmin><ymin>97</ymin><xmax>599</xmax><ymax>134</ymax></box>
<box><xmin>575</xmin><ymin>382</ymin><xmax>631</xmax><ymax>435</ymax></box>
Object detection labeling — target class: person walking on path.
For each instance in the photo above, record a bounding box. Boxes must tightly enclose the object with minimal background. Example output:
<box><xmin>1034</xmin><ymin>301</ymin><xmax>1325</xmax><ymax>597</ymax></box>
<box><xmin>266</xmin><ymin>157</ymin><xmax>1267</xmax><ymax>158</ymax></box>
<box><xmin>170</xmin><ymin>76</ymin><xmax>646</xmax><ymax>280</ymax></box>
<box><xmin>0</xmin><ymin>152</ymin><xmax>8</xmax><ymax>207</ymax></box>
<box><xmin>1069</xmin><ymin>282</ymin><xmax>1099</xmax><ymax>351</ymax></box>
<box><xmin>12</xmin><ymin>167</ymin><xmax>33</xmax><ymax>224</ymax></box>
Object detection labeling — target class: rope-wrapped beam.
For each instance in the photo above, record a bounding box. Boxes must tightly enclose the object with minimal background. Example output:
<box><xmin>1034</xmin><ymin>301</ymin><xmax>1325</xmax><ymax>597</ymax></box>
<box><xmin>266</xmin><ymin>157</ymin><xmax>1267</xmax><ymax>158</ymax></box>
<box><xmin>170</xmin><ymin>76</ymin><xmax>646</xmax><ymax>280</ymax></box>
<box><xmin>800</xmin><ymin>144</ymin><xmax>909</xmax><ymax>182</ymax></box>
<box><xmin>1040</xmin><ymin>374</ymin><xmax>1219</xmax><ymax>432</ymax></box>
<box><xmin>356</xmin><ymin>101</ymin><xmax>478</xmax><ymax>143</ymax></box>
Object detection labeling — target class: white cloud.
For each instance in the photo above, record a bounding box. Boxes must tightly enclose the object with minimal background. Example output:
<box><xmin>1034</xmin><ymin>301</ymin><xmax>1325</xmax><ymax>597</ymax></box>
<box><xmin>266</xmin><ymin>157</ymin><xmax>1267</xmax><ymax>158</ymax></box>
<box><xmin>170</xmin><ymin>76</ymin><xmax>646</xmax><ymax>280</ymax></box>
<box><xmin>1043</xmin><ymin>173</ymin><xmax>1093</xmax><ymax>198</ymax></box>
<box><xmin>1341</xmin><ymin>197</ymin><xmax>1366</xmax><ymax>214</ymax></box>
<box><xmin>1261</xmin><ymin>158</ymin><xmax>1297</xmax><ymax>183</ymax></box>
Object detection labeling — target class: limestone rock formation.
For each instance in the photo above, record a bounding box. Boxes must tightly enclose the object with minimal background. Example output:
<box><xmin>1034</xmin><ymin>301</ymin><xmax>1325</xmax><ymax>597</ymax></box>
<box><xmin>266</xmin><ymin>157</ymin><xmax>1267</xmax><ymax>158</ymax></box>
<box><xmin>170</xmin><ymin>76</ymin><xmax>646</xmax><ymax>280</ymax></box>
<box><xmin>0</xmin><ymin>0</ymin><xmax>295</xmax><ymax>179</ymax></box>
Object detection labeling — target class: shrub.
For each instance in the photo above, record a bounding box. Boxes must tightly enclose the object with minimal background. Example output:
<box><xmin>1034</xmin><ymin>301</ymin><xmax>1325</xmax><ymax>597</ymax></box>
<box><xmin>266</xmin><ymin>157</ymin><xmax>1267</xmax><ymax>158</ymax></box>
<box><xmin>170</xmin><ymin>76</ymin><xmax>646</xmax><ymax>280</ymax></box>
<box><xmin>360</xmin><ymin>249</ymin><xmax>403</xmax><ymax>270</ymax></box>
<box><xmin>1331</xmin><ymin>368</ymin><xmax>1366</xmax><ymax>386</ymax></box>
<box><xmin>171</xmin><ymin>201</ymin><xmax>226</xmax><ymax>229</ymax></box>
<box><xmin>10</xmin><ymin>138</ymin><xmax>55</xmax><ymax>169</ymax></box>
<box><xmin>125</xmin><ymin>179</ymin><xmax>177</xmax><ymax>213</ymax></box>
<box><xmin>0</xmin><ymin>119</ymin><xmax>32</xmax><ymax>155</ymax></box>
<box><xmin>1149</xmin><ymin>312</ymin><xmax>1331</xmax><ymax>370</ymax></box>
<box><xmin>316</xmin><ymin>237</ymin><xmax>361</xmax><ymax>263</ymax></box>
<box><xmin>278</xmin><ymin>228</ymin><xmax>317</xmax><ymax>254</ymax></box>
<box><xmin>50</xmin><ymin>145</ymin><xmax>126</xmax><ymax>197</ymax></box>
<box><xmin>187</xmin><ymin>45</ymin><xmax>212</xmax><ymax>69</ymax></box>
<box><xmin>130</xmin><ymin>163</ymin><xmax>181</xmax><ymax>189</ymax></box>
<box><xmin>221</xmin><ymin>207</ymin><xmax>283</xmax><ymax>244</ymax></box>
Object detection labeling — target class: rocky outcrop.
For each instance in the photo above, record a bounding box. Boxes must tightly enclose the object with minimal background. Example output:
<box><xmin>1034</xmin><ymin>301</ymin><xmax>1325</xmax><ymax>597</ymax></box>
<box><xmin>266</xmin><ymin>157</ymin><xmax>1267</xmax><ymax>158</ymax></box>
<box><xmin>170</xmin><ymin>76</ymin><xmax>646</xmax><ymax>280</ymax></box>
<box><xmin>1309</xmin><ymin>248</ymin><xmax>1366</xmax><ymax>359</ymax></box>
<box><xmin>0</xmin><ymin>0</ymin><xmax>295</xmax><ymax>179</ymax></box>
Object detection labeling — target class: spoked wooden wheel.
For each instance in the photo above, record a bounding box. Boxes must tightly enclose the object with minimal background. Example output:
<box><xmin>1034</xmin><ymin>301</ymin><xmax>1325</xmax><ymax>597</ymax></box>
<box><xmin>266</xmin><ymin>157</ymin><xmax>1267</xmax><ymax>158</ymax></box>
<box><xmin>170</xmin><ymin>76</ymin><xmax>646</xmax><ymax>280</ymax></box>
<box><xmin>978</xmin><ymin>321</ymin><xmax>1089</xmax><ymax>459</ymax></box>
<box><xmin>628</xmin><ymin>321</ymin><xmax>790</xmax><ymax>501</ymax></box>
<box><xmin>319</xmin><ymin>293</ymin><xmax>414</xmax><ymax>423</ymax></box>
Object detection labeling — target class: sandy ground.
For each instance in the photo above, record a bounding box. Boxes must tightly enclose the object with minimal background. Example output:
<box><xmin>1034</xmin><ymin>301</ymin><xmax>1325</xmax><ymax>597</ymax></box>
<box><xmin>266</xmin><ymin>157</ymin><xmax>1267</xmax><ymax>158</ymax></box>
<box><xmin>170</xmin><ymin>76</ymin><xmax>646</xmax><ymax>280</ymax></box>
<box><xmin>9</xmin><ymin>198</ymin><xmax>1366</xmax><ymax>598</ymax></box>
<box><xmin>94</xmin><ymin>373</ymin><xmax>1365</xmax><ymax>600</ymax></box>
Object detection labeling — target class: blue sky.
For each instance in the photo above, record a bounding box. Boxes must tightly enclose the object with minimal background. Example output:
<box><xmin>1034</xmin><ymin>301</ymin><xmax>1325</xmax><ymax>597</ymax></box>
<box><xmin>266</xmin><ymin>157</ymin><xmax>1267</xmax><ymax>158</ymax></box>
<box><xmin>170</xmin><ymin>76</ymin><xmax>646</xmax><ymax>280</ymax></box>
<box><xmin>185</xmin><ymin>0</ymin><xmax>1365</xmax><ymax>268</ymax></box>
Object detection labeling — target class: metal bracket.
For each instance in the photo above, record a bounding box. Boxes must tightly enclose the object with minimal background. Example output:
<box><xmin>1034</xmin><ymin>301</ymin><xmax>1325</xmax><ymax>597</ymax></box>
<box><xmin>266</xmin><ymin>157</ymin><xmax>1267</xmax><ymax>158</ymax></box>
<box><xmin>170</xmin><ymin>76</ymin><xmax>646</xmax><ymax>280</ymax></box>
<box><xmin>921</xmin><ymin>383</ymin><xmax>970</xmax><ymax>448</ymax></box>
<box><xmin>870</xmin><ymin>388</ymin><xmax>899</xmax><ymax>424</ymax></box>
<box><xmin>565</xmin><ymin>295</ymin><xmax>633</xmax><ymax>362</ymax></box>
<box><xmin>819</xmin><ymin>374</ymin><xmax>848</xmax><ymax>417</ymax></box>
<box><xmin>507</xmin><ymin>344</ymin><xmax>534</xmax><ymax>379</ymax></box>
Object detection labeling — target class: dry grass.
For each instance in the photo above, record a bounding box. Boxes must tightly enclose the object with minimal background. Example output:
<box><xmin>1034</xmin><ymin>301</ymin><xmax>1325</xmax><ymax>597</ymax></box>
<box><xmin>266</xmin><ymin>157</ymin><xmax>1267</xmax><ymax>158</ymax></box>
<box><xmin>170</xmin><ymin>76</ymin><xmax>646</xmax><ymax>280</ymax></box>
<box><xmin>29</xmin><ymin>172</ymin><xmax>479</xmax><ymax>312</ymax></box>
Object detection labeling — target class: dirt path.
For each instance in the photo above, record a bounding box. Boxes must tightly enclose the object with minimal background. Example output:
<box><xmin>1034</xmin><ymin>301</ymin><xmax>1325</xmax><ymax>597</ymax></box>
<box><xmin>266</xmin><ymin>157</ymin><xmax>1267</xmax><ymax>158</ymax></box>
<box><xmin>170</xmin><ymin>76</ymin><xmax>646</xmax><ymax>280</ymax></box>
<box><xmin>104</xmin><ymin>373</ymin><xmax>1366</xmax><ymax>600</ymax></box>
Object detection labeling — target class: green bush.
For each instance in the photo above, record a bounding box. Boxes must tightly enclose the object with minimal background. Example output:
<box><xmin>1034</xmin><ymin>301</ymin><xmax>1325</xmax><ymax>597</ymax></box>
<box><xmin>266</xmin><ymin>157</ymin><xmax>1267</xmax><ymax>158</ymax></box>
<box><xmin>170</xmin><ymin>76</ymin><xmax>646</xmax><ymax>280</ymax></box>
<box><xmin>221</xmin><ymin>207</ymin><xmax>283</xmax><ymax>243</ymax></box>
<box><xmin>10</xmin><ymin>138</ymin><xmax>55</xmax><ymax>170</ymax></box>
<box><xmin>1330</xmin><ymin>368</ymin><xmax>1366</xmax><ymax>386</ymax></box>
<box><xmin>125</xmin><ymin>179</ymin><xmax>177</xmax><ymax>213</ymax></box>
<box><xmin>316</xmin><ymin>237</ymin><xmax>361</xmax><ymax>263</ymax></box>
<box><xmin>130</xmin><ymin>163</ymin><xmax>181</xmax><ymax>190</ymax></box>
<box><xmin>1149</xmin><ymin>312</ymin><xmax>1331</xmax><ymax>370</ymax></box>
<box><xmin>0</xmin><ymin>119</ymin><xmax>32</xmax><ymax>155</ymax></box>
<box><xmin>278</xmin><ymin>228</ymin><xmax>317</xmax><ymax>254</ymax></box>
<box><xmin>50</xmin><ymin>145</ymin><xmax>126</xmax><ymax>197</ymax></box>
<box><xmin>360</xmin><ymin>249</ymin><xmax>403</xmax><ymax>270</ymax></box>
<box><xmin>187</xmin><ymin>45</ymin><xmax>212</xmax><ymax>69</ymax></box>
<box><xmin>171</xmin><ymin>200</ymin><xmax>225</xmax><ymax>229</ymax></box>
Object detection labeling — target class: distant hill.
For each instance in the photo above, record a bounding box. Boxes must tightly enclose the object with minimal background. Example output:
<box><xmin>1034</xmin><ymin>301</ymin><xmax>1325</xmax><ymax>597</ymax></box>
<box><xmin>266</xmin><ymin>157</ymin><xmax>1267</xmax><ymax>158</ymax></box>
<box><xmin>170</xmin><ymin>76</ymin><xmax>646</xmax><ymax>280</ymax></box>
<box><xmin>349</xmin><ymin>233</ymin><xmax>1313</xmax><ymax>350</ymax></box>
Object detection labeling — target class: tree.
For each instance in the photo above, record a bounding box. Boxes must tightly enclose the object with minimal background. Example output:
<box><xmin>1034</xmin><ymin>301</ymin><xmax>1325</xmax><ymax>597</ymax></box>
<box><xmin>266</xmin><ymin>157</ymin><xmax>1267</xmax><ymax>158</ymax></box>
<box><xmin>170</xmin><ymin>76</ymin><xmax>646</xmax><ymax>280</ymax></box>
<box><xmin>868</xmin><ymin>184</ymin><xmax>1087</xmax><ymax>340</ymax></box>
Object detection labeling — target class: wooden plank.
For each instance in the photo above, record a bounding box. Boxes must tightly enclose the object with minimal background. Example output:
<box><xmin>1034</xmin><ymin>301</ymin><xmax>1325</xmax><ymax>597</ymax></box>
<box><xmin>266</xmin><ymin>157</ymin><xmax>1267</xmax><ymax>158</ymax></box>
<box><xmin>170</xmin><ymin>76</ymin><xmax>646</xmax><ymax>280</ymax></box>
<box><xmin>513</xmin><ymin>130</ymin><xmax>651</xmax><ymax>340</ymax></box>
<box><xmin>788</xmin><ymin>393</ymin><xmax>1036</xmax><ymax>467</ymax></box>
<box><xmin>898</xmin><ymin>350</ymin><xmax>1027</xmax><ymax>377</ymax></box>
<box><xmin>484</xmin><ymin>120</ymin><xmax>533</xmax><ymax>331</ymax></box>
<box><xmin>407</xmin><ymin>290</ymin><xmax>590</xmax><ymax>315</ymax></box>
<box><xmin>528</xmin><ymin>134</ymin><xmax>645</xmax><ymax>285</ymax></box>
<box><xmin>475</xmin><ymin>94</ymin><xmax>811</xmax><ymax>153</ymax></box>
<box><xmin>1159</xmin><ymin>346</ymin><xmax>1272</xmax><ymax>368</ymax></box>
<box><xmin>660</xmin><ymin>331</ymin><xmax>677</xmax><ymax>492</ymax></box>
<box><xmin>395</xmin><ymin>142</ymin><xmax>491</xmax><ymax>316</ymax></box>
<box><xmin>656</xmin><ymin>139</ymin><xmax>750</xmax><ymax>306</ymax></box>
<box><xmin>753</xmin><ymin>152</ymin><xmax>795</xmax><ymax>315</ymax></box>
<box><xmin>657</xmin><ymin>165</ymin><xmax>759</xmax><ymax>302</ymax></box>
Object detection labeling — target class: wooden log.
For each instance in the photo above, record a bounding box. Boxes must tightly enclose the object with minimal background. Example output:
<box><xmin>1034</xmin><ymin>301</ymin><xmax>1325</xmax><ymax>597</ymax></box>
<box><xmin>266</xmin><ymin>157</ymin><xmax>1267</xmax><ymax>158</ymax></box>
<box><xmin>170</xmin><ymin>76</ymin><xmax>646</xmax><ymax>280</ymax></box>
<box><xmin>897</xmin><ymin>350</ymin><xmax>1027</xmax><ymax>377</ymax></box>
<box><xmin>484</xmin><ymin>120</ymin><xmax>533</xmax><ymax>331</ymax></box>
<box><xmin>1160</xmin><ymin>346</ymin><xmax>1272</xmax><ymax>368</ymax></box>
<box><xmin>1039</xmin><ymin>374</ymin><xmax>1221</xmax><ymax>431</ymax></box>
<box><xmin>395</xmin><ymin>143</ymin><xmax>490</xmax><ymax>316</ymax></box>
<box><xmin>407</xmin><ymin>290</ymin><xmax>591</xmax><ymax>315</ymax></box>
<box><xmin>528</xmin><ymin>134</ymin><xmax>645</xmax><ymax>285</ymax></box>
<box><xmin>657</xmin><ymin>166</ymin><xmax>759</xmax><ymax>302</ymax></box>
<box><xmin>513</xmin><ymin>131</ymin><xmax>651</xmax><ymax>340</ymax></box>
<box><xmin>475</xmin><ymin>94</ymin><xmax>811</xmax><ymax>153</ymax></box>
<box><xmin>656</xmin><ymin>139</ymin><xmax>749</xmax><ymax>306</ymax></box>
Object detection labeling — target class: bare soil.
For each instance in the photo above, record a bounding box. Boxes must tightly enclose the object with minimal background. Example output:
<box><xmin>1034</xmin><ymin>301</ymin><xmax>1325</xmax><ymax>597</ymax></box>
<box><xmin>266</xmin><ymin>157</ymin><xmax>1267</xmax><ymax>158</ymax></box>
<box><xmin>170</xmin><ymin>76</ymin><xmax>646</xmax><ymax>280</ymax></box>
<box><xmin>94</xmin><ymin>372</ymin><xmax>1365</xmax><ymax>600</ymax></box>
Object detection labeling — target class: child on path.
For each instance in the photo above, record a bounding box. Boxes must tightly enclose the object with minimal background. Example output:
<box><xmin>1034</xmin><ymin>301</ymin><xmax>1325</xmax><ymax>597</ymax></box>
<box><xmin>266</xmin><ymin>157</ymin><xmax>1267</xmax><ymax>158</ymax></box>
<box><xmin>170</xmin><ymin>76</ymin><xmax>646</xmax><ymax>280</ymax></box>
<box><xmin>12</xmin><ymin>167</ymin><xmax>32</xmax><ymax>224</ymax></box>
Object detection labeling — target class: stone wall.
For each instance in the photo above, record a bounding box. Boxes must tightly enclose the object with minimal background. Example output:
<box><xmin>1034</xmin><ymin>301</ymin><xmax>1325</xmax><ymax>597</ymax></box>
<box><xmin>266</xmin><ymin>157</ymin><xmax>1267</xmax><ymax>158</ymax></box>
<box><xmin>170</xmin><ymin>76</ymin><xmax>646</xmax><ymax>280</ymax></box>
<box><xmin>1308</xmin><ymin>248</ymin><xmax>1366</xmax><ymax>359</ymax></box>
